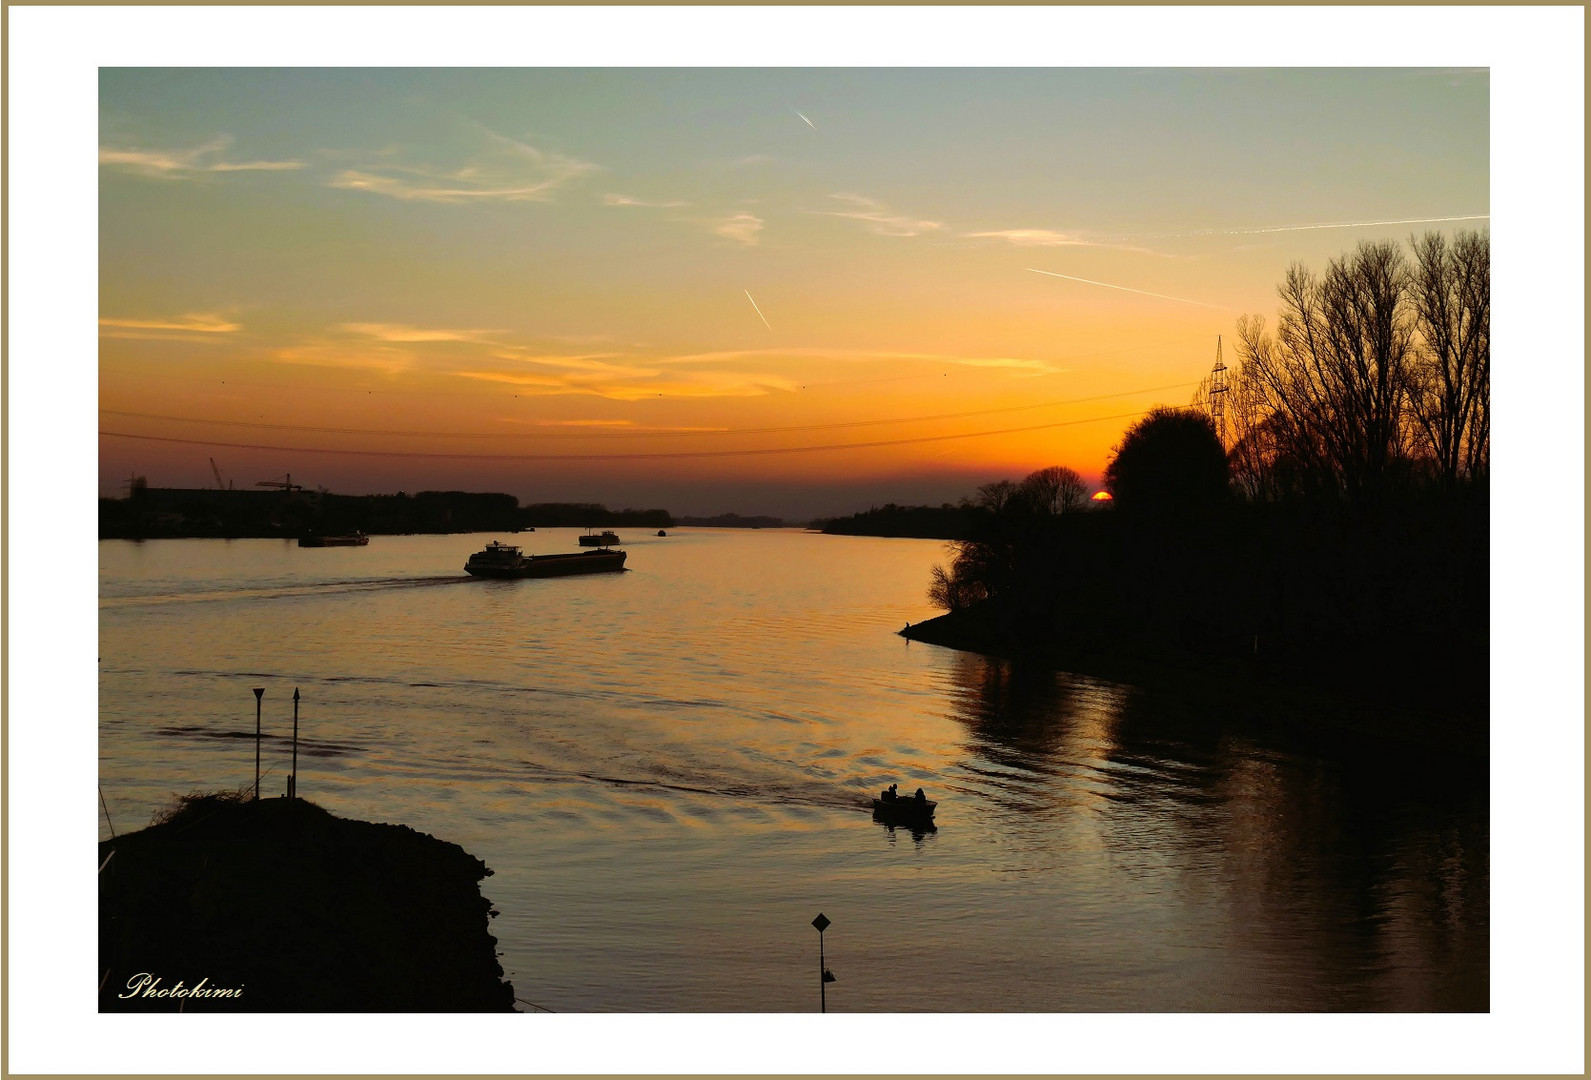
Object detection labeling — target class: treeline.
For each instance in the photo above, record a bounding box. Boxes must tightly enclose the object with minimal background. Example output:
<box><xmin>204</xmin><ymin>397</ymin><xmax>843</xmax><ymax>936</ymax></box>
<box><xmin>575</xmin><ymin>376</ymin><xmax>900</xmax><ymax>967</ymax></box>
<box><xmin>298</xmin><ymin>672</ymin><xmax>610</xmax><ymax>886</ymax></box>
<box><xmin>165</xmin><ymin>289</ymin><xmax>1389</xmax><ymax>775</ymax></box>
<box><xmin>520</xmin><ymin>503</ymin><xmax>673</xmax><ymax>528</ymax></box>
<box><xmin>819</xmin><ymin>502</ymin><xmax>984</xmax><ymax>539</ymax></box>
<box><xmin>917</xmin><ymin>233</ymin><xmax>1489</xmax><ymax>737</ymax></box>
<box><xmin>99</xmin><ymin>488</ymin><xmax>673</xmax><ymax>538</ymax></box>
<box><xmin>677</xmin><ymin>513</ymin><xmax>785</xmax><ymax>529</ymax></box>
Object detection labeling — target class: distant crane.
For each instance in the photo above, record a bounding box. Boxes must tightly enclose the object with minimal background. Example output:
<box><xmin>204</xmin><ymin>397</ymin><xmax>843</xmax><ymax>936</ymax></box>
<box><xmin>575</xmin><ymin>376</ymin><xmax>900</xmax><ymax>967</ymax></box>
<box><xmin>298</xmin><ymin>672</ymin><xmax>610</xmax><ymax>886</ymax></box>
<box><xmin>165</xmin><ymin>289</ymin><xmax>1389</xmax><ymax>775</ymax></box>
<box><xmin>255</xmin><ymin>473</ymin><xmax>302</xmax><ymax>495</ymax></box>
<box><xmin>209</xmin><ymin>458</ymin><xmax>233</xmax><ymax>491</ymax></box>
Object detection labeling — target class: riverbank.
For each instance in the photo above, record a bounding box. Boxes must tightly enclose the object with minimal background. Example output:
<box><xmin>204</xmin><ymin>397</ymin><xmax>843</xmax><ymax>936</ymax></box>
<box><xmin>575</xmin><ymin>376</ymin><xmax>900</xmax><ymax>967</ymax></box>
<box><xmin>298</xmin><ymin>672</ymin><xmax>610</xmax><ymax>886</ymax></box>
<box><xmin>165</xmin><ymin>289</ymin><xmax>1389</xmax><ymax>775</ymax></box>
<box><xmin>903</xmin><ymin>603</ymin><xmax>1488</xmax><ymax>760</ymax></box>
<box><xmin>99</xmin><ymin>794</ymin><xmax>515</xmax><ymax>1011</ymax></box>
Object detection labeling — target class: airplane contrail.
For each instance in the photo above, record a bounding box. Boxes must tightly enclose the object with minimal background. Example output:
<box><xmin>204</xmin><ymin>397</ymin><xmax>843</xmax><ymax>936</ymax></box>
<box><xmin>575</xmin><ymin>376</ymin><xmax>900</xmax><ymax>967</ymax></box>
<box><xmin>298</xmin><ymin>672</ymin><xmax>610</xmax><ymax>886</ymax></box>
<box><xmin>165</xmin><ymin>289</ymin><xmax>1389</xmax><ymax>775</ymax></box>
<box><xmin>744</xmin><ymin>290</ymin><xmax>773</xmax><ymax>330</ymax></box>
<box><xmin>1027</xmin><ymin>268</ymin><xmax>1241</xmax><ymax>312</ymax></box>
<box><xmin>1225</xmin><ymin>213</ymin><xmax>1489</xmax><ymax>236</ymax></box>
<box><xmin>796</xmin><ymin>111</ymin><xmax>817</xmax><ymax>130</ymax></box>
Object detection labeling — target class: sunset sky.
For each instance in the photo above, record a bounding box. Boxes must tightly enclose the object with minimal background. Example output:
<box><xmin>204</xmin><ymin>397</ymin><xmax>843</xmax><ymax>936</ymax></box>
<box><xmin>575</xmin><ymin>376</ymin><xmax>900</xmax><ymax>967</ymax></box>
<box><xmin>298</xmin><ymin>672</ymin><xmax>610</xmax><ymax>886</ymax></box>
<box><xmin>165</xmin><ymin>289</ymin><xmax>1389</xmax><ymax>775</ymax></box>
<box><xmin>98</xmin><ymin>67</ymin><xmax>1488</xmax><ymax>518</ymax></box>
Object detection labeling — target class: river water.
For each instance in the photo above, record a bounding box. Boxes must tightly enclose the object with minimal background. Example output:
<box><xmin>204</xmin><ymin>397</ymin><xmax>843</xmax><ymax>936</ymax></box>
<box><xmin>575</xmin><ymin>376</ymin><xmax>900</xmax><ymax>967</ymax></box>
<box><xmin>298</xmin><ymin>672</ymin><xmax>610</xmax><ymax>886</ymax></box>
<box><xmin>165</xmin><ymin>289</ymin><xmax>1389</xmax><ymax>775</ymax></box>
<box><xmin>97</xmin><ymin>528</ymin><xmax>1488</xmax><ymax>1012</ymax></box>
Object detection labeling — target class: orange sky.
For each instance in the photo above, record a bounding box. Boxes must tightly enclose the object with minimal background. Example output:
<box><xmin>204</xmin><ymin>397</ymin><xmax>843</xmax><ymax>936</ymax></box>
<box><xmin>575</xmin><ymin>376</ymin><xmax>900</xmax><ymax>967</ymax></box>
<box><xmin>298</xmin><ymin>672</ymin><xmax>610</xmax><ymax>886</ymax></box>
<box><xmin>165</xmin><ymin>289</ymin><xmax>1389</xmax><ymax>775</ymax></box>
<box><xmin>97</xmin><ymin>67</ymin><xmax>1488</xmax><ymax>518</ymax></box>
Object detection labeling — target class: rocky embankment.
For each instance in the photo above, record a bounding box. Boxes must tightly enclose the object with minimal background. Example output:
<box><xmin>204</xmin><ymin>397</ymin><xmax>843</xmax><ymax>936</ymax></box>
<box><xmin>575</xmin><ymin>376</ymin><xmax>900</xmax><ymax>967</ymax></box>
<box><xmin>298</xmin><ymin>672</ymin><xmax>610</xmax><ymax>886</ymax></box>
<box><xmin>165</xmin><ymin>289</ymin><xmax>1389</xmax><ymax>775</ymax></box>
<box><xmin>99</xmin><ymin>794</ymin><xmax>515</xmax><ymax>1011</ymax></box>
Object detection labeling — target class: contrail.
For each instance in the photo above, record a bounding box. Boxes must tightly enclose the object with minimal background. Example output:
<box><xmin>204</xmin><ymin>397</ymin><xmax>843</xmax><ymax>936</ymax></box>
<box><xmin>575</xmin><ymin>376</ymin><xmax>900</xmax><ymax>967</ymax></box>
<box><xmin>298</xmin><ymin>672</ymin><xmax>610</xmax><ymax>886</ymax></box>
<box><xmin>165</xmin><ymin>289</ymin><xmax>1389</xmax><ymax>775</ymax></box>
<box><xmin>1224</xmin><ymin>213</ymin><xmax>1489</xmax><ymax>236</ymax></box>
<box><xmin>1027</xmin><ymin>268</ymin><xmax>1241</xmax><ymax>312</ymax></box>
<box><xmin>796</xmin><ymin>111</ymin><xmax>817</xmax><ymax>130</ymax></box>
<box><xmin>744</xmin><ymin>290</ymin><xmax>773</xmax><ymax>330</ymax></box>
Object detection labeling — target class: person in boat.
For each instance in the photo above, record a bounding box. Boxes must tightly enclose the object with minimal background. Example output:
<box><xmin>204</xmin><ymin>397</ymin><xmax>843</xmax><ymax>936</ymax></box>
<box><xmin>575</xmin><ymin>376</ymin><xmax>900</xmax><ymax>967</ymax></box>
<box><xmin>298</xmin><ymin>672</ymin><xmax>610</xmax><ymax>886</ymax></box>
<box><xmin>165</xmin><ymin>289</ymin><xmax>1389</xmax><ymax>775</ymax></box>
<box><xmin>914</xmin><ymin>787</ymin><xmax>926</xmax><ymax>804</ymax></box>
<box><xmin>883</xmin><ymin>783</ymin><xmax>898</xmax><ymax>802</ymax></box>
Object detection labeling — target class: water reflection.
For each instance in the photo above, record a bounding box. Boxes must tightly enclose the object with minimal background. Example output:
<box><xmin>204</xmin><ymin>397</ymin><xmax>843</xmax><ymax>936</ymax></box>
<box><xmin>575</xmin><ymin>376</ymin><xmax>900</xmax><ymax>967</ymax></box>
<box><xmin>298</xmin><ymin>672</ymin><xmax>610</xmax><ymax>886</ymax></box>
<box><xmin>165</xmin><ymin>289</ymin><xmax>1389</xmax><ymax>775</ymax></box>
<box><xmin>939</xmin><ymin>652</ymin><xmax>1489</xmax><ymax>1011</ymax></box>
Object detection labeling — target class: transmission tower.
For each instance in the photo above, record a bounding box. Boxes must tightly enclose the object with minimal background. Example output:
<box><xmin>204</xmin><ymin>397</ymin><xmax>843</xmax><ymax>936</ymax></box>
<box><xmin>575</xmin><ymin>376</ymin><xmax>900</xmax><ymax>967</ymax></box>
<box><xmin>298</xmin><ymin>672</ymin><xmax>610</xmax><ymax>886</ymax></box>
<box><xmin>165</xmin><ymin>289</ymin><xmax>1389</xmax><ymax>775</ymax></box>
<box><xmin>1207</xmin><ymin>335</ymin><xmax>1228</xmax><ymax>443</ymax></box>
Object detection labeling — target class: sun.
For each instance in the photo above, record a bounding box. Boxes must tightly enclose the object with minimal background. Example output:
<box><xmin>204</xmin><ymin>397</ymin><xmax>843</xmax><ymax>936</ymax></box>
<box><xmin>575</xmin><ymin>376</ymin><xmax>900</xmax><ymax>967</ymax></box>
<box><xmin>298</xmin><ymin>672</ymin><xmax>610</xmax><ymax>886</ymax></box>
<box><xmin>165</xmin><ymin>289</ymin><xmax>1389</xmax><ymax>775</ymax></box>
<box><xmin>1091</xmin><ymin>491</ymin><xmax>1114</xmax><ymax>503</ymax></box>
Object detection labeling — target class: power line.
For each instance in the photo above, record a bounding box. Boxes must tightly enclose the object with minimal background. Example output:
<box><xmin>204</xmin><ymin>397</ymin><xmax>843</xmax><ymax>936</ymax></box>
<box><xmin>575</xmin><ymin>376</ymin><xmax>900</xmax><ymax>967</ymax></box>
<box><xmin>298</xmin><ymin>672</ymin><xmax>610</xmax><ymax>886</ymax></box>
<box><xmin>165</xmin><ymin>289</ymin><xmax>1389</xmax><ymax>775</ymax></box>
<box><xmin>100</xmin><ymin>408</ymin><xmax>1160</xmax><ymax>463</ymax></box>
<box><xmin>98</xmin><ymin>382</ymin><xmax>1195</xmax><ymax>441</ymax></box>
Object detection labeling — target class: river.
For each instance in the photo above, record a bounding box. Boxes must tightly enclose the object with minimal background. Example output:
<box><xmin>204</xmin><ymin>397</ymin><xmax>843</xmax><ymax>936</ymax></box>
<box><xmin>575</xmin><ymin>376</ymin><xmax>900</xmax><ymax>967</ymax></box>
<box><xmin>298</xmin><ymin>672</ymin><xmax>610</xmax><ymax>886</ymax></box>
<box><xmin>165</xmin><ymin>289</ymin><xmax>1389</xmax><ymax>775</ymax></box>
<box><xmin>97</xmin><ymin>527</ymin><xmax>1488</xmax><ymax>1012</ymax></box>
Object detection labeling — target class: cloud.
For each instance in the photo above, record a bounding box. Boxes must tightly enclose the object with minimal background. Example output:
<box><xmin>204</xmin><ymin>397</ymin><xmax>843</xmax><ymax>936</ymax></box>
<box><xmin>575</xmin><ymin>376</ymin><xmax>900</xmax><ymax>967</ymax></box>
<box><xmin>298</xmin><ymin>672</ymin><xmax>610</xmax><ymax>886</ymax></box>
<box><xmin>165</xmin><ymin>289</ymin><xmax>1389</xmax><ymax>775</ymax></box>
<box><xmin>603</xmin><ymin>193</ymin><xmax>690</xmax><ymax>208</ymax></box>
<box><xmin>815</xmin><ymin>194</ymin><xmax>943</xmax><ymax>237</ymax></box>
<box><xmin>99</xmin><ymin>136</ymin><xmax>304</xmax><ymax>177</ymax></box>
<box><xmin>456</xmin><ymin>367</ymin><xmax>794</xmax><ymax>402</ymax></box>
<box><xmin>517</xmin><ymin>419</ymin><xmax>639</xmax><ymax>428</ymax></box>
<box><xmin>339</xmin><ymin>323</ymin><xmax>500</xmax><ymax>344</ymax></box>
<box><xmin>709</xmin><ymin>211</ymin><xmax>765</xmax><ymax>246</ymax></box>
<box><xmin>100</xmin><ymin>313</ymin><xmax>242</xmax><ymax>334</ymax></box>
<box><xmin>656</xmin><ymin>346</ymin><xmax>1064</xmax><ymax>375</ymax></box>
<box><xmin>328</xmin><ymin>123</ymin><xmax>599</xmax><ymax>204</ymax></box>
<box><xmin>486</xmin><ymin>346</ymin><xmax>655</xmax><ymax>379</ymax></box>
<box><xmin>961</xmin><ymin>228</ymin><xmax>1167</xmax><ymax>257</ymax></box>
<box><xmin>270</xmin><ymin>343</ymin><xmax>419</xmax><ymax>375</ymax></box>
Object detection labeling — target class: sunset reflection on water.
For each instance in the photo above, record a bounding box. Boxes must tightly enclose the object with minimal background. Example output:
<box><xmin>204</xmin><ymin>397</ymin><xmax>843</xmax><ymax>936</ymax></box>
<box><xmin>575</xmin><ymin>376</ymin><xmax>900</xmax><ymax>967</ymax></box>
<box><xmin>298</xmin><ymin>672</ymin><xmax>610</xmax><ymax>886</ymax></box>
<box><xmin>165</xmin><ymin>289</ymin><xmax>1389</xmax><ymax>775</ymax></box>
<box><xmin>100</xmin><ymin>529</ymin><xmax>1486</xmax><ymax>1011</ymax></box>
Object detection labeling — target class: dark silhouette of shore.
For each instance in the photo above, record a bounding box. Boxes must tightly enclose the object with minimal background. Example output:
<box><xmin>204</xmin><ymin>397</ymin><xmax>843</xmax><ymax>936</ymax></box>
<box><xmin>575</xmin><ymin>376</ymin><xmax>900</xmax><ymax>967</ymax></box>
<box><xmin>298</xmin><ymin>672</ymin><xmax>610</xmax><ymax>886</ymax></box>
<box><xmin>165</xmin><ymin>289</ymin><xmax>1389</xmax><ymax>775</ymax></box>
<box><xmin>99</xmin><ymin>793</ymin><xmax>515</xmax><ymax>1011</ymax></box>
<box><xmin>98</xmin><ymin>486</ymin><xmax>672</xmax><ymax>540</ymax></box>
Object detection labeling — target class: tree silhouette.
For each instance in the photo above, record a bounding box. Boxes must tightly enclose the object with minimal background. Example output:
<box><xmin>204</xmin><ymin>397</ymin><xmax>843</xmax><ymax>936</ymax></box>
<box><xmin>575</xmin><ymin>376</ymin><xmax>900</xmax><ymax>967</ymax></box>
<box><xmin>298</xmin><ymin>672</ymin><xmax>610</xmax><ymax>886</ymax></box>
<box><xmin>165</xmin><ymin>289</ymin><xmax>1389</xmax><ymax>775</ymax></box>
<box><xmin>1407</xmin><ymin>229</ymin><xmax>1489</xmax><ymax>486</ymax></box>
<box><xmin>1017</xmin><ymin>465</ymin><xmax>1090</xmax><ymax>516</ymax></box>
<box><xmin>1235</xmin><ymin>240</ymin><xmax>1415</xmax><ymax>503</ymax></box>
<box><xmin>1104</xmin><ymin>407</ymin><xmax>1227</xmax><ymax>517</ymax></box>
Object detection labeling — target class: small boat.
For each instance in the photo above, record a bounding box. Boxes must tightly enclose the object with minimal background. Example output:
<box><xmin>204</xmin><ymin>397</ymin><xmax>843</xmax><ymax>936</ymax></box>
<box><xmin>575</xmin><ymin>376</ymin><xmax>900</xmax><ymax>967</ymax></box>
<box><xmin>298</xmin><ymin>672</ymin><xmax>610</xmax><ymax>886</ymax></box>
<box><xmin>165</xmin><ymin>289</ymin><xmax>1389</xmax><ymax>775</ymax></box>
<box><xmin>872</xmin><ymin>786</ymin><xmax>936</xmax><ymax>823</ymax></box>
<box><xmin>465</xmin><ymin>540</ymin><xmax>626</xmax><ymax>578</ymax></box>
<box><xmin>298</xmin><ymin>532</ymin><xmax>369</xmax><ymax>547</ymax></box>
<box><xmin>578</xmin><ymin>529</ymin><xmax>622</xmax><ymax>547</ymax></box>
<box><xmin>657</xmin><ymin>530</ymin><xmax>668</xmax><ymax>537</ymax></box>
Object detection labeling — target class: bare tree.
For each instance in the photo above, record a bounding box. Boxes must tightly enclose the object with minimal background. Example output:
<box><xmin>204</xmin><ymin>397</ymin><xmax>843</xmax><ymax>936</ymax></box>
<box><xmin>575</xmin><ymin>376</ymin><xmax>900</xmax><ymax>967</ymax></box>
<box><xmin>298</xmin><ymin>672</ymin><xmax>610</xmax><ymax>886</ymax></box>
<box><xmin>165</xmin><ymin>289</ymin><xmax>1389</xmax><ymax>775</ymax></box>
<box><xmin>1407</xmin><ymin>229</ymin><xmax>1489</xmax><ymax>484</ymax></box>
<box><xmin>1017</xmin><ymin>465</ymin><xmax>1090</xmax><ymax>516</ymax></box>
<box><xmin>1236</xmin><ymin>240</ymin><xmax>1416</xmax><ymax>501</ymax></box>
<box><xmin>975</xmin><ymin>479</ymin><xmax>1020</xmax><ymax>514</ymax></box>
<box><xmin>926</xmin><ymin>561</ymin><xmax>988</xmax><ymax>612</ymax></box>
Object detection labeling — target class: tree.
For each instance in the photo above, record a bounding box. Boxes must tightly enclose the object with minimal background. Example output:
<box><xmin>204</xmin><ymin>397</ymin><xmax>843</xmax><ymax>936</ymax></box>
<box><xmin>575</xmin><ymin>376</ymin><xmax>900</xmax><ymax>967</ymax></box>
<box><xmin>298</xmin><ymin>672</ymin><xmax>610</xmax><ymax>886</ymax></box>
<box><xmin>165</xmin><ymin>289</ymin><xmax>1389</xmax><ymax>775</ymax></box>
<box><xmin>1406</xmin><ymin>229</ymin><xmax>1489</xmax><ymax>485</ymax></box>
<box><xmin>1104</xmin><ymin>407</ymin><xmax>1228</xmax><ymax>516</ymax></box>
<box><xmin>1235</xmin><ymin>240</ymin><xmax>1416</xmax><ymax>502</ymax></box>
<box><xmin>926</xmin><ymin>562</ymin><xmax>988</xmax><ymax>612</ymax></box>
<box><xmin>1017</xmin><ymin>465</ymin><xmax>1090</xmax><ymax>516</ymax></box>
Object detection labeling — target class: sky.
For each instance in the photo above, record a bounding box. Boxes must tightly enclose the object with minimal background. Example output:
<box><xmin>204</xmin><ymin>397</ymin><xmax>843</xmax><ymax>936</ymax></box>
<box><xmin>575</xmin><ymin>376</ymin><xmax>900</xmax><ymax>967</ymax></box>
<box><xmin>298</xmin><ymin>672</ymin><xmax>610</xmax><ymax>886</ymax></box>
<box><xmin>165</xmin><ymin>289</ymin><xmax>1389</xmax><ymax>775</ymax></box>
<box><xmin>98</xmin><ymin>67</ymin><xmax>1488</xmax><ymax>518</ymax></box>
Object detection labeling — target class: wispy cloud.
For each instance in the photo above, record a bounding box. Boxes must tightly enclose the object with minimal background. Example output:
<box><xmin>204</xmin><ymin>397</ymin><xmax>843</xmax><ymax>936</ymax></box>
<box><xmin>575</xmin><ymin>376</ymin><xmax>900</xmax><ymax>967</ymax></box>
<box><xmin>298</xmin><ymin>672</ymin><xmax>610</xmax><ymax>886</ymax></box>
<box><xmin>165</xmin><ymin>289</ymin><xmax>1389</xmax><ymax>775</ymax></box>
<box><xmin>657</xmin><ymin>346</ymin><xmax>1065</xmax><ymax>376</ymax></box>
<box><xmin>100</xmin><ymin>313</ymin><xmax>242</xmax><ymax>334</ymax></box>
<box><xmin>339</xmin><ymin>323</ymin><xmax>500</xmax><ymax>344</ymax></box>
<box><xmin>457</xmin><ymin>366</ymin><xmax>797</xmax><ymax>402</ymax></box>
<box><xmin>709</xmin><ymin>211</ymin><xmax>764</xmax><ymax>246</ymax></box>
<box><xmin>603</xmin><ymin>193</ymin><xmax>690</xmax><ymax>208</ymax></box>
<box><xmin>816</xmin><ymin>194</ymin><xmax>942</xmax><ymax>238</ymax></box>
<box><xmin>517</xmin><ymin>419</ymin><xmax>639</xmax><ymax>428</ymax></box>
<box><xmin>963</xmin><ymin>228</ymin><xmax>1162</xmax><ymax>256</ymax></box>
<box><xmin>328</xmin><ymin>123</ymin><xmax>599</xmax><ymax>204</ymax></box>
<box><xmin>99</xmin><ymin>136</ymin><xmax>305</xmax><ymax>177</ymax></box>
<box><xmin>271</xmin><ymin>344</ymin><xmax>419</xmax><ymax>375</ymax></box>
<box><xmin>486</xmin><ymin>346</ymin><xmax>654</xmax><ymax>379</ymax></box>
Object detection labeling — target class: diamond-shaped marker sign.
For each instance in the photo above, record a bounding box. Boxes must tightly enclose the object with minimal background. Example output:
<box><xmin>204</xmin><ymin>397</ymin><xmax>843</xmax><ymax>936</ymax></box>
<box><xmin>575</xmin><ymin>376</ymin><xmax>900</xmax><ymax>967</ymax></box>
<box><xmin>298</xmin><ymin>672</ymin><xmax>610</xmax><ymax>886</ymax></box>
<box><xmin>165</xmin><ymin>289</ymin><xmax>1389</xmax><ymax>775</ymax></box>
<box><xmin>812</xmin><ymin>913</ymin><xmax>831</xmax><ymax>932</ymax></box>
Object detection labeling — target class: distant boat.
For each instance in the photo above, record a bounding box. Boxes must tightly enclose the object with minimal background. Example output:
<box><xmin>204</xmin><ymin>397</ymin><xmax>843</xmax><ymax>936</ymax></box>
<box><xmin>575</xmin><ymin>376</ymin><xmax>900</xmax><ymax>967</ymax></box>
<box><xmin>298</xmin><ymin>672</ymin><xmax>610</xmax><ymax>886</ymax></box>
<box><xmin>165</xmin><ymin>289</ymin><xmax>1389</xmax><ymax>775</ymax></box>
<box><xmin>464</xmin><ymin>540</ymin><xmax>626</xmax><ymax>579</ymax></box>
<box><xmin>657</xmin><ymin>530</ymin><xmax>668</xmax><ymax>537</ymax></box>
<box><xmin>298</xmin><ymin>533</ymin><xmax>369</xmax><ymax>547</ymax></box>
<box><xmin>872</xmin><ymin>787</ymin><xmax>936</xmax><ymax>824</ymax></box>
<box><xmin>578</xmin><ymin>529</ymin><xmax>622</xmax><ymax>547</ymax></box>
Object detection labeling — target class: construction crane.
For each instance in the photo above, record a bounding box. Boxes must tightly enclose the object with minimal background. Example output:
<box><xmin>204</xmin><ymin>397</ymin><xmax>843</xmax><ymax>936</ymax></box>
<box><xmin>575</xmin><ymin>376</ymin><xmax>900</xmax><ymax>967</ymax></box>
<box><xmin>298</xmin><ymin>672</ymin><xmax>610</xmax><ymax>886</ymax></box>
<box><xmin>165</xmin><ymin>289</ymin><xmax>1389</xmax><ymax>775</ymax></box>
<box><xmin>209</xmin><ymin>458</ymin><xmax>233</xmax><ymax>491</ymax></box>
<box><xmin>255</xmin><ymin>473</ymin><xmax>302</xmax><ymax>495</ymax></box>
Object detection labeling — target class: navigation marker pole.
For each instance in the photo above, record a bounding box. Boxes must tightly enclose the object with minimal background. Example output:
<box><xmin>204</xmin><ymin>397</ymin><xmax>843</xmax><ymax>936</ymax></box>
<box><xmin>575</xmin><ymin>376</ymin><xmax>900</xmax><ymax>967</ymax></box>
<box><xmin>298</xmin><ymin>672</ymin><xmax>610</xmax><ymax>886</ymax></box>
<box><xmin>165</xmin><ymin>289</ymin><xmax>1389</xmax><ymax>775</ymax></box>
<box><xmin>252</xmin><ymin>688</ymin><xmax>265</xmax><ymax>800</ymax></box>
<box><xmin>290</xmin><ymin>687</ymin><xmax>300</xmax><ymax>799</ymax></box>
<box><xmin>812</xmin><ymin>912</ymin><xmax>834</xmax><ymax>1012</ymax></box>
